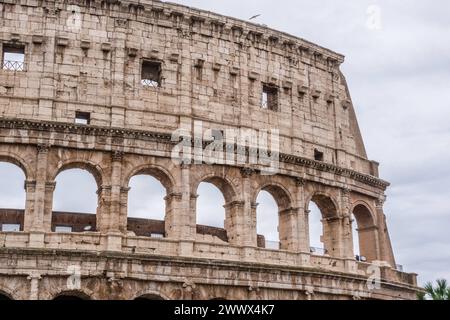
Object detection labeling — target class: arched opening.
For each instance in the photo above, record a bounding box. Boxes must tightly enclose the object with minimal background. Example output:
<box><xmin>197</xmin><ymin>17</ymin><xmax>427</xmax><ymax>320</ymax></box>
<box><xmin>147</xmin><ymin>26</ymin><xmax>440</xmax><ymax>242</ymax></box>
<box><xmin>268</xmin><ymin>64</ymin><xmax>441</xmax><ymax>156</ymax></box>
<box><xmin>52</xmin><ymin>168</ymin><xmax>99</xmax><ymax>233</ymax></box>
<box><xmin>127</xmin><ymin>175</ymin><xmax>167</xmax><ymax>238</ymax></box>
<box><xmin>256</xmin><ymin>185</ymin><xmax>292</xmax><ymax>251</ymax></box>
<box><xmin>0</xmin><ymin>161</ymin><xmax>26</xmax><ymax>232</ymax></box>
<box><xmin>0</xmin><ymin>291</ymin><xmax>12</xmax><ymax>300</ymax></box>
<box><xmin>134</xmin><ymin>294</ymin><xmax>165</xmax><ymax>301</ymax></box>
<box><xmin>352</xmin><ymin>204</ymin><xmax>379</xmax><ymax>262</ymax></box>
<box><xmin>308</xmin><ymin>194</ymin><xmax>340</xmax><ymax>256</ymax></box>
<box><xmin>53</xmin><ymin>291</ymin><xmax>90</xmax><ymax>300</ymax></box>
<box><xmin>256</xmin><ymin>191</ymin><xmax>279</xmax><ymax>249</ymax></box>
<box><xmin>351</xmin><ymin>214</ymin><xmax>360</xmax><ymax>257</ymax></box>
<box><xmin>308</xmin><ymin>202</ymin><xmax>324</xmax><ymax>254</ymax></box>
<box><xmin>196</xmin><ymin>178</ymin><xmax>232</xmax><ymax>244</ymax></box>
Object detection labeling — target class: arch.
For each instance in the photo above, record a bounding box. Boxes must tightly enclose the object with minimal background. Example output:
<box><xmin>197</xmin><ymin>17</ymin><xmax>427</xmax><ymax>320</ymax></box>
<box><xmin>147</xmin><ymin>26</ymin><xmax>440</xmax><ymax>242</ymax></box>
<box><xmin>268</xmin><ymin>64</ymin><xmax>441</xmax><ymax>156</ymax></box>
<box><xmin>52</xmin><ymin>160</ymin><xmax>104</xmax><ymax>189</ymax></box>
<box><xmin>307</xmin><ymin>192</ymin><xmax>340</xmax><ymax>256</ymax></box>
<box><xmin>194</xmin><ymin>174</ymin><xmax>238</xmax><ymax>244</ymax></box>
<box><xmin>52</xmin><ymin>290</ymin><xmax>91</xmax><ymax>300</ymax></box>
<box><xmin>125</xmin><ymin>164</ymin><xmax>175</xmax><ymax>193</ymax></box>
<box><xmin>194</xmin><ymin>174</ymin><xmax>237</xmax><ymax>204</ymax></box>
<box><xmin>52</xmin><ymin>165</ymin><xmax>100</xmax><ymax>233</ymax></box>
<box><xmin>255</xmin><ymin>183</ymin><xmax>294</xmax><ymax>251</ymax></box>
<box><xmin>351</xmin><ymin>202</ymin><xmax>380</xmax><ymax>262</ymax></box>
<box><xmin>0</xmin><ymin>152</ymin><xmax>32</xmax><ymax>180</ymax></box>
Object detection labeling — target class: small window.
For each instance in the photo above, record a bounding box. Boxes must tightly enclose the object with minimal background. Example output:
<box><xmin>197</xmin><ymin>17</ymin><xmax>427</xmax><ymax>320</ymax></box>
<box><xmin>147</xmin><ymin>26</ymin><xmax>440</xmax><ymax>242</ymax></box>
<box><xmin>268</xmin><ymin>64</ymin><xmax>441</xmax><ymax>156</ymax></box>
<box><xmin>55</xmin><ymin>226</ymin><xmax>73</xmax><ymax>233</ymax></box>
<box><xmin>75</xmin><ymin>111</ymin><xmax>90</xmax><ymax>125</ymax></box>
<box><xmin>261</xmin><ymin>85</ymin><xmax>278</xmax><ymax>111</ymax></box>
<box><xmin>314</xmin><ymin>149</ymin><xmax>324</xmax><ymax>162</ymax></box>
<box><xmin>141</xmin><ymin>60</ymin><xmax>161</xmax><ymax>87</ymax></box>
<box><xmin>1</xmin><ymin>224</ymin><xmax>21</xmax><ymax>232</ymax></box>
<box><xmin>2</xmin><ymin>45</ymin><xmax>25</xmax><ymax>71</ymax></box>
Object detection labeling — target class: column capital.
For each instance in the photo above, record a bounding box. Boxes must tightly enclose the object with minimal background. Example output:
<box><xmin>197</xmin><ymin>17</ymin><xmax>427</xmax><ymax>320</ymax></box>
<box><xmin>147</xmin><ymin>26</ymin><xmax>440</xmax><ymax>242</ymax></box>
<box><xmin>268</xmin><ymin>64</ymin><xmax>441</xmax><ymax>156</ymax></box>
<box><xmin>24</xmin><ymin>179</ymin><xmax>37</xmax><ymax>191</ymax></box>
<box><xmin>341</xmin><ymin>187</ymin><xmax>351</xmax><ymax>197</ymax></box>
<box><xmin>165</xmin><ymin>192</ymin><xmax>183</xmax><ymax>201</ymax></box>
<box><xmin>224</xmin><ymin>200</ymin><xmax>245</xmax><ymax>210</ymax></box>
<box><xmin>376</xmin><ymin>195</ymin><xmax>387</xmax><ymax>208</ymax></box>
<box><xmin>45</xmin><ymin>181</ymin><xmax>56</xmax><ymax>191</ymax></box>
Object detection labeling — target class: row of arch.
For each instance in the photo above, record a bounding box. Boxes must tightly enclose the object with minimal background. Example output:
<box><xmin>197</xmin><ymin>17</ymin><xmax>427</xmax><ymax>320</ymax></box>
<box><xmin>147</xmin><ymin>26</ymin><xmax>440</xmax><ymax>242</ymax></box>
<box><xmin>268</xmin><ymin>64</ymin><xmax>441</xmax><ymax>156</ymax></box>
<box><xmin>0</xmin><ymin>151</ymin><xmax>382</xmax><ymax>262</ymax></box>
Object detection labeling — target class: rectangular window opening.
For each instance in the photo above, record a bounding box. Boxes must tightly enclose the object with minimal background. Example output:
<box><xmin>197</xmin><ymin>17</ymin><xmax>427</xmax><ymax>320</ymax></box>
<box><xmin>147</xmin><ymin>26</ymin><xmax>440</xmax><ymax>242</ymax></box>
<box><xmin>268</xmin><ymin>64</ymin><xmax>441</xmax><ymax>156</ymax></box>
<box><xmin>314</xmin><ymin>149</ymin><xmax>324</xmax><ymax>162</ymax></box>
<box><xmin>1</xmin><ymin>224</ymin><xmax>21</xmax><ymax>232</ymax></box>
<box><xmin>141</xmin><ymin>60</ymin><xmax>161</xmax><ymax>87</ymax></box>
<box><xmin>261</xmin><ymin>85</ymin><xmax>278</xmax><ymax>111</ymax></box>
<box><xmin>2</xmin><ymin>44</ymin><xmax>25</xmax><ymax>71</ymax></box>
<box><xmin>75</xmin><ymin>111</ymin><xmax>90</xmax><ymax>125</ymax></box>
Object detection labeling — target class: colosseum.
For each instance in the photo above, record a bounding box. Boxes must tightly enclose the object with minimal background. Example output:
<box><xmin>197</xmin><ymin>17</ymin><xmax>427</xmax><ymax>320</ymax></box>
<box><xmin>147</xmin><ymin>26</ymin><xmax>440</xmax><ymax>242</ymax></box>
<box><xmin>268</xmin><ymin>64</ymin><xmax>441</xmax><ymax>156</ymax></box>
<box><xmin>0</xmin><ymin>0</ymin><xmax>419</xmax><ymax>300</ymax></box>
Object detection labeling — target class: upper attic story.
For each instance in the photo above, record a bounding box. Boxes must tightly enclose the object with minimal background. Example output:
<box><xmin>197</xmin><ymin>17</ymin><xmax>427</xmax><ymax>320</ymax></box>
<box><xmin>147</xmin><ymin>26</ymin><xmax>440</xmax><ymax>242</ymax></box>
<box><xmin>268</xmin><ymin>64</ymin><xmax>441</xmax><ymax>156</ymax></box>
<box><xmin>0</xmin><ymin>0</ymin><xmax>371</xmax><ymax>166</ymax></box>
<box><xmin>0</xmin><ymin>0</ymin><xmax>354</xmax><ymax>117</ymax></box>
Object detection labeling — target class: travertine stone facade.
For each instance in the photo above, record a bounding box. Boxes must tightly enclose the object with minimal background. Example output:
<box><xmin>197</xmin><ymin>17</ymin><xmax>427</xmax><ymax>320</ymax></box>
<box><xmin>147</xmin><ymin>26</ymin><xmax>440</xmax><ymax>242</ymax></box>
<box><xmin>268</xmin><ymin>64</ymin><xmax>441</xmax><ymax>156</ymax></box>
<box><xmin>0</xmin><ymin>0</ymin><xmax>418</xmax><ymax>300</ymax></box>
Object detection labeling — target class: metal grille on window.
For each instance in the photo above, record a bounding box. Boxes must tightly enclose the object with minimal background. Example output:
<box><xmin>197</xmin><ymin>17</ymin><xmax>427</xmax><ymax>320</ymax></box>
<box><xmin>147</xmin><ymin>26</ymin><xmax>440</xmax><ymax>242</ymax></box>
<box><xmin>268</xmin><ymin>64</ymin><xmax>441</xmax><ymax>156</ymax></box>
<box><xmin>2</xmin><ymin>45</ymin><xmax>25</xmax><ymax>71</ymax></box>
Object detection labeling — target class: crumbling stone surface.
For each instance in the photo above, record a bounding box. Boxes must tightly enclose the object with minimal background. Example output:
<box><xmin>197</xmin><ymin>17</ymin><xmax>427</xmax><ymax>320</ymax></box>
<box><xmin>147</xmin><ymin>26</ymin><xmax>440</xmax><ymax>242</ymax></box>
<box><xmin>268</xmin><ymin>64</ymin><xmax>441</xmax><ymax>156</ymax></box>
<box><xmin>0</xmin><ymin>0</ymin><xmax>418</xmax><ymax>300</ymax></box>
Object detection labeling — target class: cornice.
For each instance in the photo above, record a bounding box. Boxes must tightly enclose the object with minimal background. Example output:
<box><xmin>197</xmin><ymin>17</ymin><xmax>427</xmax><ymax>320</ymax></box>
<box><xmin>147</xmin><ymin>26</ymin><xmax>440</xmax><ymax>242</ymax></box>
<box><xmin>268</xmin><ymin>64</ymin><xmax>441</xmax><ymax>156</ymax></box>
<box><xmin>0</xmin><ymin>118</ymin><xmax>390</xmax><ymax>190</ymax></box>
<box><xmin>29</xmin><ymin>0</ymin><xmax>344</xmax><ymax>66</ymax></box>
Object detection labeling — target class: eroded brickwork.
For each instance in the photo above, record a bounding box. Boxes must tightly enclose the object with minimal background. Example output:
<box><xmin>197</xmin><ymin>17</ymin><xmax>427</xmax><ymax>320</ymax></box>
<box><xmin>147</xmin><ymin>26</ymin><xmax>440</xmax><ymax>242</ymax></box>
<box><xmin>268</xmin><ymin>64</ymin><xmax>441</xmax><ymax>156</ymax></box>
<box><xmin>0</xmin><ymin>0</ymin><xmax>418</xmax><ymax>300</ymax></box>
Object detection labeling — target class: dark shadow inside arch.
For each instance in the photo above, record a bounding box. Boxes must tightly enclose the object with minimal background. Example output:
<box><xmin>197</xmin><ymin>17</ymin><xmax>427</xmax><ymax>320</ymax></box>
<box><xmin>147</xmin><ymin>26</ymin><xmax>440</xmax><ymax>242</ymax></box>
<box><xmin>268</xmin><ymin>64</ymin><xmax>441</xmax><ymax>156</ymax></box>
<box><xmin>352</xmin><ymin>204</ymin><xmax>379</xmax><ymax>262</ymax></box>
<box><xmin>53</xmin><ymin>291</ymin><xmax>90</xmax><ymax>300</ymax></box>
<box><xmin>134</xmin><ymin>294</ymin><xmax>165</xmax><ymax>301</ymax></box>
<box><xmin>0</xmin><ymin>292</ymin><xmax>12</xmax><ymax>300</ymax></box>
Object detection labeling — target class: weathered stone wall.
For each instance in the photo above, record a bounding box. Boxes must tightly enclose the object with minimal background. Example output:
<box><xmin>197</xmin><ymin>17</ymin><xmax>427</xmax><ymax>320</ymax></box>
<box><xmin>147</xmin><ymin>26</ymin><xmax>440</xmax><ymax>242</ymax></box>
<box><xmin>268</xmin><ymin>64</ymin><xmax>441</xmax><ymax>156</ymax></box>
<box><xmin>0</xmin><ymin>0</ymin><xmax>418</xmax><ymax>300</ymax></box>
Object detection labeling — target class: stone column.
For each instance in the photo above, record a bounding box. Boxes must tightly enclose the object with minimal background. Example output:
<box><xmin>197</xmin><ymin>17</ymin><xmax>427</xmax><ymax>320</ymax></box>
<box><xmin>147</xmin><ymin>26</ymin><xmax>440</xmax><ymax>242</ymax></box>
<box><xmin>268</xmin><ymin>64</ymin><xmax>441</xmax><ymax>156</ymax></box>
<box><xmin>107</xmin><ymin>151</ymin><xmax>124</xmax><ymax>233</ymax></box>
<box><xmin>43</xmin><ymin>181</ymin><xmax>56</xmax><ymax>231</ymax></box>
<box><xmin>237</xmin><ymin>168</ymin><xmax>257</xmax><ymax>247</ymax></box>
<box><xmin>294</xmin><ymin>178</ymin><xmax>310</xmax><ymax>253</ymax></box>
<box><xmin>224</xmin><ymin>200</ymin><xmax>247</xmax><ymax>246</ymax></box>
<box><xmin>27</xmin><ymin>273</ymin><xmax>42</xmax><ymax>300</ymax></box>
<box><xmin>279</xmin><ymin>207</ymin><xmax>300</xmax><ymax>251</ymax></box>
<box><xmin>23</xmin><ymin>180</ymin><xmax>36</xmax><ymax>232</ymax></box>
<box><xmin>166</xmin><ymin>164</ymin><xmax>195</xmax><ymax>240</ymax></box>
<box><xmin>340</xmin><ymin>188</ymin><xmax>355</xmax><ymax>259</ymax></box>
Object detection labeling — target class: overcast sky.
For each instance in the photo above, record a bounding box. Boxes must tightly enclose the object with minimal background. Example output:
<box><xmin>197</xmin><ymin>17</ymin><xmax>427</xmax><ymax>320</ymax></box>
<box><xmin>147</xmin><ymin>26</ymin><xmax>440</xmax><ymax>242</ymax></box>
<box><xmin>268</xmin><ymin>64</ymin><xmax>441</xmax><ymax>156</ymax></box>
<box><xmin>1</xmin><ymin>0</ymin><xmax>449</xmax><ymax>286</ymax></box>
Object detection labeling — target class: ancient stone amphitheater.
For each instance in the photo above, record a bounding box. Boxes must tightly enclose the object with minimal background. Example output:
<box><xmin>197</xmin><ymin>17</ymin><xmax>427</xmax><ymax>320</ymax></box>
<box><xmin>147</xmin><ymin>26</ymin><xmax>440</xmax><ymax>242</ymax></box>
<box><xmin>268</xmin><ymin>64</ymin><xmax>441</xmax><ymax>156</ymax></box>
<box><xmin>0</xmin><ymin>0</ymin><xmax>418</xmax><ymax>300</ymax></box>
